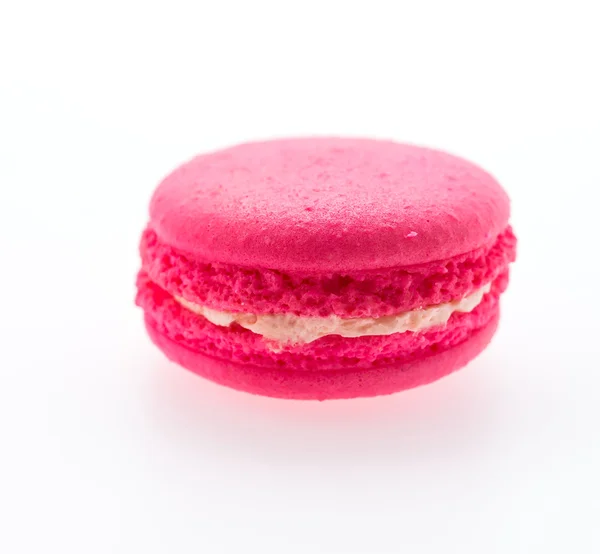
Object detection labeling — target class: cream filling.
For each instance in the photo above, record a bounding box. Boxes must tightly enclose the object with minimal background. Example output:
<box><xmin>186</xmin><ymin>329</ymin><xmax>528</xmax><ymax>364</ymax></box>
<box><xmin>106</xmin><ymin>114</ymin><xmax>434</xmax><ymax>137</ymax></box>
<box><xmin>175</xmin><ymin>283</ymin><xmax>491</xmax><ymax>345</ymax></box>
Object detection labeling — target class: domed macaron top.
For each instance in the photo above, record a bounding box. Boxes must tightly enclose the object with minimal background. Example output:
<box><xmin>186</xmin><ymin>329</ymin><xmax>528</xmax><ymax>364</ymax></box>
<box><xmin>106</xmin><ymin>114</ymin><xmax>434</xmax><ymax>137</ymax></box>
<box><xmin>149</xmin><ymin>137</ymin><xmax>510</xmax><ymax>272</ymax></box>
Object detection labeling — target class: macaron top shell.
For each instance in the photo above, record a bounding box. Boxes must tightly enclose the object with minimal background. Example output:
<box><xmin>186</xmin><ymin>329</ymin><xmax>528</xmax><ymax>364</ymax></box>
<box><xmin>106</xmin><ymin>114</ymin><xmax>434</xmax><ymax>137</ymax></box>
<box><xmin>150</xmin><ymin>137</ymin><xmax>510</xmax><ymax>272</ymax></box>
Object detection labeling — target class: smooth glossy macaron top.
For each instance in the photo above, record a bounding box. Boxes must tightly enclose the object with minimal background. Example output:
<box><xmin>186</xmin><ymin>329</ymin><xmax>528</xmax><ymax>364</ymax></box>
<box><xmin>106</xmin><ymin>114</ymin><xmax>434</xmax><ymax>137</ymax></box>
<box><xmin>150</xmin><ymin>137</ymin><xmax>510</xmax><ymax>271</ymax></box>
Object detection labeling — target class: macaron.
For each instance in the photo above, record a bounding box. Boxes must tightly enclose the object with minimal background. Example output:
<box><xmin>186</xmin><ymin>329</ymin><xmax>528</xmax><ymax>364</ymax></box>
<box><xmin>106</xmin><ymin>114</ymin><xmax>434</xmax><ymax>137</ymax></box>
<box><xmin>136</xmin><ymin>137</ymin><xmax>516</xmax><ymax>400</ymax></box>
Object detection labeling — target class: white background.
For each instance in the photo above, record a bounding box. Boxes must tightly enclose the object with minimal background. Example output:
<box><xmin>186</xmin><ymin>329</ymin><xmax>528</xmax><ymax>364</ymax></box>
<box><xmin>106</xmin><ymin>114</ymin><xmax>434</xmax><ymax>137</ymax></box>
<box><xmin>1</xmin><ymin>1</ymin><xmax>599</xmax><ymax>552</ymax></box>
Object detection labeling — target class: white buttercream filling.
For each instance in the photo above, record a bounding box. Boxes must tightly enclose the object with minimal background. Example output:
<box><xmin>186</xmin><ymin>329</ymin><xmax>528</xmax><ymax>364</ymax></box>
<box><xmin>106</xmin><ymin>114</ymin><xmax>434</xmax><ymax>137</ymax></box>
<box><xmin>174</xmin><ymin>283</ymin><xmax>491</xmax><ymax>345</ymax></box>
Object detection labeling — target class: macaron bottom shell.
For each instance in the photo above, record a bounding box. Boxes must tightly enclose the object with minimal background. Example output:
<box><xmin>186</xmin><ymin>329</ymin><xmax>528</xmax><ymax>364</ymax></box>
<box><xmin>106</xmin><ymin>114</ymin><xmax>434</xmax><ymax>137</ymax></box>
<box><xmin>144</xmin><ymin>310</ymin><xmax>499</xmax><ymax>401</ymax></box>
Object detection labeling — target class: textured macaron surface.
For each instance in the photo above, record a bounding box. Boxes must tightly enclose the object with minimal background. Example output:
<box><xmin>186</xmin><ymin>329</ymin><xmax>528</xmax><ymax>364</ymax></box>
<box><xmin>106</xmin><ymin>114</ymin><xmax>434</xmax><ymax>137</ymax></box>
<box><xmin>149</xmin><ymin>137</ymin><xmax>510</xmax><ymax>272</ymax></box>
<box><xmin>140</xmin><ymin>224</ymin><xmax>516</xmax><ymax>318</ymax></box>
<box><xmin>138</xmin><ymin>137</ymin><xmax>516</xmax><ymax>399</ymax></box>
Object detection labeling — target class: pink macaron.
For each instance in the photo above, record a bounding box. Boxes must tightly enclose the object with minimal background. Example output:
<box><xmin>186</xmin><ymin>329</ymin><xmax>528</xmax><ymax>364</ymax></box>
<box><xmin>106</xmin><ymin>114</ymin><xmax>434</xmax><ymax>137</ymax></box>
<box><xmin>136</xmin><ymin>137</ymin><xmax>516</xmax><ymax>400</ymax></box>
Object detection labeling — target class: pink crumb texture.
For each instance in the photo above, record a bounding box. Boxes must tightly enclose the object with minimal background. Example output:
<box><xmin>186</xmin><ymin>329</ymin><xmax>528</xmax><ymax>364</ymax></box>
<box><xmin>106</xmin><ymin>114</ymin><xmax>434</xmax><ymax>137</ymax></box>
<box><xmin>140</xmin><ymin>225</ymin><xmax>516</xmax><ymax>318</ymax></box>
